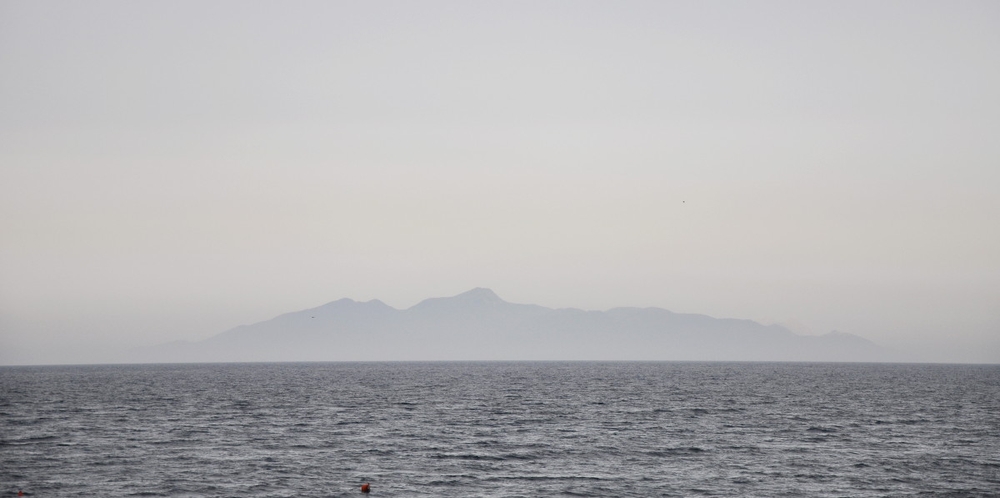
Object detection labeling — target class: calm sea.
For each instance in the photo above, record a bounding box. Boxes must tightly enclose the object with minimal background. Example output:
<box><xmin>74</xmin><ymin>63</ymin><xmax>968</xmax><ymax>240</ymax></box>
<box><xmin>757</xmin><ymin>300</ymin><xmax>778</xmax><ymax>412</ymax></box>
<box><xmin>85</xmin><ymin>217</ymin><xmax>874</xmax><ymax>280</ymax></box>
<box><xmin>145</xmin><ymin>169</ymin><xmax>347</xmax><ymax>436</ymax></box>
<box><xmin>1</xmin><ymin>362</ymin><xmax>998</xmax><ymax>497</ymax></box>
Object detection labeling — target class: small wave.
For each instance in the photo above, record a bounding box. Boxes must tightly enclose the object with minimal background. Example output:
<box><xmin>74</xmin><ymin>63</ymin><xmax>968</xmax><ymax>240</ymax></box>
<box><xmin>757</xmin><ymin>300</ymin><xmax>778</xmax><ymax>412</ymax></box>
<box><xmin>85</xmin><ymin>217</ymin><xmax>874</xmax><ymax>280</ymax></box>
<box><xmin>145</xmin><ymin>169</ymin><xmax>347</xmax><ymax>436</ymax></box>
<box><xmin>485</xmin><ymin>475</ymin><xmax>607</xmax><ymax>482</ymax></box>
<box><xmin>7</xmin><ymin>435</ymin><xmax>59</xmax><ymax>444</ymax></box>
<box><xmin>647</xmin><ymin>446</ymin><xmax>708</xmax><ymax>457</ymax></box>
<box><xmin>806</xmin><ymin>426</ymin><xmax>838</xmax><ymax>433</ymax></box>
<box><xmin>432</xmin><ymin>453</ymin><xmax>506</xmax><ymax>461</ymax></box>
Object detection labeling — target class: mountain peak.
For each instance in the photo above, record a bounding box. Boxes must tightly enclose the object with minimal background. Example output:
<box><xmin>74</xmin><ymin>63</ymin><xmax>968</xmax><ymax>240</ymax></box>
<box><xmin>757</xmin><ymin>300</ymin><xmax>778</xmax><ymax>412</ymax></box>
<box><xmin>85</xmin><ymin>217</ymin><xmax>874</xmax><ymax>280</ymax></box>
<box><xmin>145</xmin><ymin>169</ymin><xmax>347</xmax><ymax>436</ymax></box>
<box><xmin>455</xmin><ymin>287</ymin><xmax>503</xmax><ymax>302</ymax></box>
<box><xmin>408</xmin><ymin>287</ymin><xmax>506</xmax><ymax>313</ymax></box>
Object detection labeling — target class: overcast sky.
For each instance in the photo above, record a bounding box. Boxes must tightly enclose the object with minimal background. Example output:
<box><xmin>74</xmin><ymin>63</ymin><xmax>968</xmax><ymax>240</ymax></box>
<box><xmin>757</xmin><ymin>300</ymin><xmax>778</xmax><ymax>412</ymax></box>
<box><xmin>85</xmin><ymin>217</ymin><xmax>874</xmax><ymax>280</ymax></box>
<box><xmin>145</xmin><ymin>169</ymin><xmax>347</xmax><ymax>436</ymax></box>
<box><xmin>1</xmin><ymin>0</ymin><xmax>998</xmax><ymax>364</ymax></box>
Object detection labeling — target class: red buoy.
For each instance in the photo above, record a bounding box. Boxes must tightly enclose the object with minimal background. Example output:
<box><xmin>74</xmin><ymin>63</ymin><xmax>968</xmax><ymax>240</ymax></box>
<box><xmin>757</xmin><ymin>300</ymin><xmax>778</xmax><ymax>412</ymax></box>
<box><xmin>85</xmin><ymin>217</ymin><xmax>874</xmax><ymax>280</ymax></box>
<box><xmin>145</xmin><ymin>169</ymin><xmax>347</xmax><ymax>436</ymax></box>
<box><xmin>360</xmin><ymin>483</ymin><xmax>370</xmax><ymax>493</ymax></box>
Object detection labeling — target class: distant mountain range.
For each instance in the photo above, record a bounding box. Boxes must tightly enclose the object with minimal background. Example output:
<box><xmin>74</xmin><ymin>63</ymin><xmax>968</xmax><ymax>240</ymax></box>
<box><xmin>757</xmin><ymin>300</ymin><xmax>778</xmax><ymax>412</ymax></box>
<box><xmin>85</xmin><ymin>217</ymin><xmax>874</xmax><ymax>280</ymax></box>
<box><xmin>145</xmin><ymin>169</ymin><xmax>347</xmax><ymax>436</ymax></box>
<box><xmin>132</xmin><ymin>288</ymin><xmax>889</xmax><ymax>363</ymax></box>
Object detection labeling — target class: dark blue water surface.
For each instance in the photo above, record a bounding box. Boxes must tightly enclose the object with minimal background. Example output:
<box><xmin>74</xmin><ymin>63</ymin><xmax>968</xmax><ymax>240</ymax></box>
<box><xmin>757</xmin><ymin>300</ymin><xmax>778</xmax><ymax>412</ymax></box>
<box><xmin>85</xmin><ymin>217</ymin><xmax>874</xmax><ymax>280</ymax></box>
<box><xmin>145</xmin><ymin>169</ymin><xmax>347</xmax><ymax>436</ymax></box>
<box><xmin>2</xmin><ymin>362</ymin><xmax>998</xmax><ymax>497</ymax></box>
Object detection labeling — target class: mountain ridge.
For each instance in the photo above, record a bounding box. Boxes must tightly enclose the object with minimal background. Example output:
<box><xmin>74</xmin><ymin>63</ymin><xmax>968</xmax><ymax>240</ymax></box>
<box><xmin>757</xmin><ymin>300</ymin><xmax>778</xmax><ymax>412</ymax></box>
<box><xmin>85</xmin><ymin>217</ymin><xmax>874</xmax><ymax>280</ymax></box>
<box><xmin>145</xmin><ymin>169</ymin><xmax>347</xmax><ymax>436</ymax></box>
<box><xmin>130</xmin><ymin>288</ymin><xmax>891</xmax><ymax>363</ymax></box>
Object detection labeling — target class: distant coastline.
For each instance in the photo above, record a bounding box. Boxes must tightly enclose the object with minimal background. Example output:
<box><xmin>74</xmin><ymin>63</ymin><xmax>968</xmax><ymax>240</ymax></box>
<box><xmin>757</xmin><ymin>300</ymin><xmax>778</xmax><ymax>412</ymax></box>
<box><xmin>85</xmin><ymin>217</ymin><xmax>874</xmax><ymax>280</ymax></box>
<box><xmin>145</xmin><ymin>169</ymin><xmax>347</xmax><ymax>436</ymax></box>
<box><xmin>129</xmin><ymin>288</ymin><xmax>895</xmax><ymax>364</ymax></box>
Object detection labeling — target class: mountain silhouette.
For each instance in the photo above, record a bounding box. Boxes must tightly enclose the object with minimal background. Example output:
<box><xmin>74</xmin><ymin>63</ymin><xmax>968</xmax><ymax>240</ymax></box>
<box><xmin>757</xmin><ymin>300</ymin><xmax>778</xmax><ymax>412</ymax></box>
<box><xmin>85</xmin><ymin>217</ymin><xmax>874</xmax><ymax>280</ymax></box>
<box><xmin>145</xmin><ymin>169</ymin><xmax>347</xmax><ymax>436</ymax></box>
<box><xmin>131</xmin><ymin>288</ymin><xmax>888</xmax><ymax>363</ymax></box>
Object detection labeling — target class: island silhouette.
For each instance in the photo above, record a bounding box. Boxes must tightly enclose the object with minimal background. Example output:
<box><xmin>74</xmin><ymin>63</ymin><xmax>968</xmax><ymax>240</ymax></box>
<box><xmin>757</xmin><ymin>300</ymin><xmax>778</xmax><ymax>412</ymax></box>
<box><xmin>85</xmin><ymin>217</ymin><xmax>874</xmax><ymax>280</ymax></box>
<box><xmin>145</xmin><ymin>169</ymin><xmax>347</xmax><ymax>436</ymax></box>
<box><xmin>133</xmin><ymin>288</ymin><xmax>888</xmax><ymax>363</ymax></box>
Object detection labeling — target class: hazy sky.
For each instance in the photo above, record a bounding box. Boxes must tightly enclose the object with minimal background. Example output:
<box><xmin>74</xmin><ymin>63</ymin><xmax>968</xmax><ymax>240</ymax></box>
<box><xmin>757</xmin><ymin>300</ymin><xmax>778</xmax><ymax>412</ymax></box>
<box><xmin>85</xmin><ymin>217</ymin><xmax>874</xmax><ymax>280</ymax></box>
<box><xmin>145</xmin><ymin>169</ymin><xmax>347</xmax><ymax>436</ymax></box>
<box><xmin>2</xmin><ymin>1</ymin><xmax>998</xmax><ymax>364</ymax></box>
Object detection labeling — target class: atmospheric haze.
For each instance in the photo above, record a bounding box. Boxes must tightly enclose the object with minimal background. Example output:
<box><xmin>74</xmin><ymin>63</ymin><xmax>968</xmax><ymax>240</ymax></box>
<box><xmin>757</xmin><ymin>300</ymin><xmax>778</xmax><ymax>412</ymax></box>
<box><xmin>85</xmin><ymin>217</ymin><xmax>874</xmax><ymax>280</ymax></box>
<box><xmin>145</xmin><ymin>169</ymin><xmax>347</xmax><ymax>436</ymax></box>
<box><xmin>130</xmin><ymin>288</ymin><xmax>891</xmax><ymax>364</ymax></box>
<box><xmin>1</xmin><ymin>1</ymin><xmax>998</xmax><ymax>365</ymax></box>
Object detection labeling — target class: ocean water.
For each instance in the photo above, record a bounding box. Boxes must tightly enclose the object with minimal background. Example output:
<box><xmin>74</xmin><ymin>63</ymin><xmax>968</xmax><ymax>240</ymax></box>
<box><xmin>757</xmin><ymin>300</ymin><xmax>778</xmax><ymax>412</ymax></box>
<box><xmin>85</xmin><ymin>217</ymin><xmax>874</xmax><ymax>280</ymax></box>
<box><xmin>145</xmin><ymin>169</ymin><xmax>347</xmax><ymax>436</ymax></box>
<box><xmin>1</xmin><ymin>362</ymin><xmax>998</xmax><ymax>497</ymax></box>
